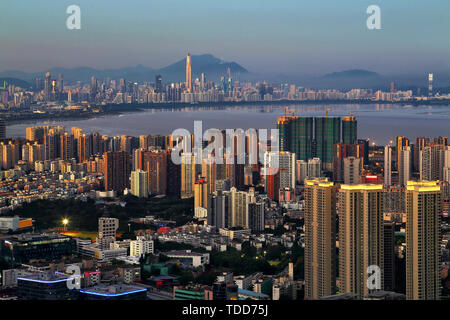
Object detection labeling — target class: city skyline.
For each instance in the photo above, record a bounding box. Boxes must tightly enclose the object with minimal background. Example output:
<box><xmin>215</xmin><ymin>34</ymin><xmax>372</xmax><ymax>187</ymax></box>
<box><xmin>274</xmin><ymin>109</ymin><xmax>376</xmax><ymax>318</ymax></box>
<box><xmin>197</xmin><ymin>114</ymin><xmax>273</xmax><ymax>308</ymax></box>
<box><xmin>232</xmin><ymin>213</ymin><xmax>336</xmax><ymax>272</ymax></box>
<box><xmin>1</xmin><ymin>0</ymin><xmax>450</xmax><ymax>77</ymax></box>
<box><xmin>1</xmin><ymin>0</ymin><xmax>449</xmax><ymax>305</ymax></box>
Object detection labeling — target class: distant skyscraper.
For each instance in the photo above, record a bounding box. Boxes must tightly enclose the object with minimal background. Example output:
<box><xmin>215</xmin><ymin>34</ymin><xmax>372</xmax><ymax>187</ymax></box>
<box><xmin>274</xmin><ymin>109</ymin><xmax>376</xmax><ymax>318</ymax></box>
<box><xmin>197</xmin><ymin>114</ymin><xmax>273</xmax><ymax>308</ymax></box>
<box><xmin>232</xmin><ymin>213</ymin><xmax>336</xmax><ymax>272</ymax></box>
<box><xmin>333</xmin><ymin>142</ymin><xmax>363</xmax><ymax>182</ymax></box>
<box><xmin>443</xmin><ymin>146</ymin><xmax>450</xmax><ymax>182</ymax></box>
<box><xmin>155</xmin><ymin>74</ymin><xmax>162</xmax><ymax>93</ymax></box>
<box><xmin>384</xmin><ymin>145</ymin><xmax>392</xmax><ymax>186</ymax></box>
<box><xmin>420</xmin><ymin>144</ymin><xmax>444</xmax><ymax>181</ymax></box>
<box><xmin>201</xmin><ymin>73</ymin><xmax>206</xmax><ymax>90</ymax></box>
<box><xmin>97</xmin><ymin>217</ymin><xmax>119</xmax><ymax>250</ymax></box>
<box><xmin>428</xmin><ymin>73</ymin><xmax>433</xmax><ymax>97</ymax></box>
<box><xmin>357</xmin><ymin>139</ymin><xmax>370</xmax><ymax>166</ymax></box>
<box><xmin>166</xmin><ymin>150</ymin><xmax>181</xmax><ymax>197</ymax></box>
<box><xmin>0</xmin><ymin>118</ymin><xmax>5</xmax><ymax>140</ymax></box>
<box><xmin>145</xmin><ymin>150</ymin><xmax>168</xmax><ymax>195</ymax></box>
<box><xmin>315</xmin><ymin>117</ymin><xmax>341</xmax><ymax>170</ymax></box>
<box><xmin>60</xmin><ymin>132</ymin><xmax>74</xmax><ymax>160</ymax></box>
<box><xmin>229</xmin><ymin>187</ymin><xmax>255</xmax><ymax>228</ymax></box>
<box><xmin>264</xmin><ymin>151</ymin><xmax>296</xmax><ymax>190</ymax></box>
<box><xmin>130</xmin><ymin>169</ymin><xmax>149</xmax><ymax>198</ymax></box>
<box><xmin>307</xmin><ymin>158</ymin><xmax>322</xmax><ymax>179</ymax></box>
<box><xmin>342</xmin><ymin>116</ymin><xmax>357</xmax><ymax>145</ymax></box>
<box><xmin>58</xmin><ymin>74</ymin><xmax>64</xmax><ymax>92</ymax></box>
<box><xmin>139</xmin><ymin>135</ymin><xmax>149</xmax><ymax>150</ymax></box>
<box><xmin>414</xmin><ymin>137</ymin><xmax>430</xmax><ymax>172</ymax></box>
<box><xmin>296</xmin><ymin>160</ymin><xmax>308</xmax><ymax>184</ymax></box>
<box><xmin>248</xmin><ymin>202</ymin><xmax>265</xmax><ymax>233</ymax></box>
<box><xmin>338</xmin><ymin>184</ymin><xmax>384</xmax><ymax>299</ymax></box>
<box><xmin>194</xmin><ymin>176</ymin><xmax>209</xmax><ymax>219</ymax></box>
<box><xmin>405</xmin><ymin>181</ymin><xmax>441</xmax><ymax>300</ymax></box>
<box><xmin>186</xmin><ymin>53</ymin><xmax>192</xmax><ymax>93</ymax></box>
<box><xmin>104</xmin><ymin>151</ymin><xmax>130</xmax><ymax>193</ymax></box>
<box><xmin>181</xmin><ymin>152</ymin><xmax>196</xmax><ymax>199</ymax></box>
<box><xmin>304</xmin><ymin>178</ymin><xmax>336</xmax><ymax>299</ymax></box>
<box><xmin>396</xmin><ymin>136</ymin><xmax>409</xmax><ymax>170</ymax></box>
<box><xmin>343</xmin><ymin>156</ymin><xmax>361</xmax><ymax>185</ymax></box>
<box><xmin>277</xmin><ymin>116</ymin><xmax>313</xmax><ymax>161</ymax></box>
<box><xmin>208</xmin><ymin>190</ymin><xmax>229</xmax><ymax>229</ymax></box>
<box><xmin>264</xmin><ymin>167</ymin><xmax>280</xmax><ymax>201</ymax></box>
<box><xmin>390</xmin><ymin>82</ymin><xmax>396</xmax><ymax>93</ymax></box>
<box><xmin>398</xmin><ymin>146</ymin><xmax>411</xmax><ymax>186</ymax></box>
<box><xmin>383</xmin><ymin>221</ymin><xmax>396</xmax><ymax>291</ymax></box>
<box><xmin>44</xmin><ymin>72</ymin><xmax>51</xmax><ymax>101</ymax></box>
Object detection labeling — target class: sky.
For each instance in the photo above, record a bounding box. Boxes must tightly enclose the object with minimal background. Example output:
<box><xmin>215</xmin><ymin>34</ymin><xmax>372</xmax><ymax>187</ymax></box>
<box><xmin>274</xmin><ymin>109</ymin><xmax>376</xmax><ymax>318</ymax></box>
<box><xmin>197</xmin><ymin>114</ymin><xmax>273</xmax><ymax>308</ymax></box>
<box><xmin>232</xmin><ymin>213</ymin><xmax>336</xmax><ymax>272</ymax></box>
<box><xmin>1</xmin><ymin>0</ymin><xmax>449</xmax><ymax>76</ymax></box>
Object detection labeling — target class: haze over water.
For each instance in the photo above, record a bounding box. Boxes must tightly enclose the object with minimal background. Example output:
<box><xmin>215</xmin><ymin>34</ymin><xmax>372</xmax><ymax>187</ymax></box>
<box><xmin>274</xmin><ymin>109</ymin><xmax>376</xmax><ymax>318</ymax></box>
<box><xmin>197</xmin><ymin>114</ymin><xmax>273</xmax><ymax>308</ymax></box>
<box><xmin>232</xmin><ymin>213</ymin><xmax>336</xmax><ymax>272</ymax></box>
<box><xmin>7</xmin><ymin>104</ymin><xmax>450</xmax><ymax>145</ymax></box>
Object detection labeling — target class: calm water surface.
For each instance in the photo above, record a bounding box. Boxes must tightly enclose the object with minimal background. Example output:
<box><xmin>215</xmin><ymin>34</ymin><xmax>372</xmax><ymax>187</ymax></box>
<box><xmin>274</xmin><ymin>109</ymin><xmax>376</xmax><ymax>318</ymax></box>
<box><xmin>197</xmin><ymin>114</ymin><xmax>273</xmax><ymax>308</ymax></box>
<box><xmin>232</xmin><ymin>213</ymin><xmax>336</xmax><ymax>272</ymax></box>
<box><xmin>7</xmin><ymin>104</ymin><xmax>450</xmax><ymax>145</ymax></box>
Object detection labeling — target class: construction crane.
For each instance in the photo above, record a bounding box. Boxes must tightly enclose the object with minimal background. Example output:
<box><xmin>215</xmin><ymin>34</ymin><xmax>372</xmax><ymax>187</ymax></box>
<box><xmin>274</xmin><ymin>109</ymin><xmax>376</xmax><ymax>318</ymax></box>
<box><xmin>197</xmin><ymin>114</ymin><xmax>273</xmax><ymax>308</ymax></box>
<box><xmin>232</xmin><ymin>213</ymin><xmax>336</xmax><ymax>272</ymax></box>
<box><xmin>283</xmin><ymin>106</ymin><xmax>295</xmax><ymax>117</ymax></box>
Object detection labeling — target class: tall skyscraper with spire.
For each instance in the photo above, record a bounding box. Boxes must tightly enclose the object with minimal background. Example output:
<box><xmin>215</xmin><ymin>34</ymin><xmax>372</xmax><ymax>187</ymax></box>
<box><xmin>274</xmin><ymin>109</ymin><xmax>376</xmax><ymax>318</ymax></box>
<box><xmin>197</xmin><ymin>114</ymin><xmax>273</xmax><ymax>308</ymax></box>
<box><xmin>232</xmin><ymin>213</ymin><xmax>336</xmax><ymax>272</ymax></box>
<box><xmin>186</xmin><ymin>53</ymin><xmax>192</xmax><ymax>93</ymax></box>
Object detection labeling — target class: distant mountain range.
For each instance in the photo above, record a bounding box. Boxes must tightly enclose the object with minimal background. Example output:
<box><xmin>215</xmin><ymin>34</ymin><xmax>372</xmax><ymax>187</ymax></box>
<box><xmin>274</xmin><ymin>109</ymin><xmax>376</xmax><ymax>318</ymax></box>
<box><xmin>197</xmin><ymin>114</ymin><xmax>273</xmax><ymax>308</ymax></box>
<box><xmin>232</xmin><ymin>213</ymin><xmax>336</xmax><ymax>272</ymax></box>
<box><xmin>0</xmin><ymin>54</ymin><xmax>249</xmax><ymax>85</ymax></box>
<box><xmin>323</xmin><ymin>69</ymin><xmax>381</xmax><ymax>79</ymax></box>
<box><xmin>1</xmin><ymin>55</ymin><xmax>449</xmax><ymax>90</ymax></box>
<box><xmin>0</xmin><ymin>77</ymin><xmax>31</xmax><ymax>88</ymax></box>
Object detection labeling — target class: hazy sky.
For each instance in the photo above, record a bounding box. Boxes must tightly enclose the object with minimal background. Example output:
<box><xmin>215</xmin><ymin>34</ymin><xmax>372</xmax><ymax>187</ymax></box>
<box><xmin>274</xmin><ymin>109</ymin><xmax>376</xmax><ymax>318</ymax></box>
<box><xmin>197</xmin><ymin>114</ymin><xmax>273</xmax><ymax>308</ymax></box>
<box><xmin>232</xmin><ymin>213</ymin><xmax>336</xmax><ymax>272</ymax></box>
<box><xmin>1</xmin><ymin>0</ymin><xmax>449</xmax><ymax>75</ymax></box>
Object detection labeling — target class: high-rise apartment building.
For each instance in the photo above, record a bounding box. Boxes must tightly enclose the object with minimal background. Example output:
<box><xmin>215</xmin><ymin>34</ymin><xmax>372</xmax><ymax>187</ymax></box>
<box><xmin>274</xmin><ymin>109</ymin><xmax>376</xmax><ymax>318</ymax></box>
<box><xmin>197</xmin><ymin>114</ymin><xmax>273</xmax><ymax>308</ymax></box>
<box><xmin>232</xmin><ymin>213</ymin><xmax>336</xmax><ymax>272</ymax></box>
<box><xmin>103</xmin><ymin>151</ymin><xmax>130</xmax><ymax>193</ymax></box>
<box><xmin>145</xmin><ymin>150</ymin><xmax>168</xmax><ymax>195</ymax></box>
<box><xmin>304</xmin><ymin>178</ymin><xmax>336</xmax><ymax>299</ymax></box>
<box><xmin>342</xmin><ymin>116</ymin><xmax>357</xmax><ymax>145</ymax></box>
<box><xmin>60</xmin><ymin>133</ymin><xmax>74</xmax><ymax>161</ymax></box>
<box><xmin>384</xmin><ymin>145</ymin><xmax>392</xmax><ymax>186</ymax></box>
<box><xmin>296</xmin><ymin>160</ymin><xmax>308</xmax><ymax>184</ymax></box>
<box><xmin>343</xmin><ymin>156</ymin><xmax>361</xmax><ymax>185</ymax></box>
<box><xmin>405</xmin><ymin>181</ymin><xmax>441</xmax><ymax>300</ymax></box>
<box><xmin>398</xmin><ymin>146</ymin><xmax>411</xmax><ymax>186</ymax></box>
<box><xmin>248</xmin><ymin>202</ymin><xmax>265</xmax><ymax>233</ymax></box>
<box><xmin>443</xmin><ymin>146</ymin><xmax>450</xmax><ymax>182</ymax></box>
<box><xmin>307</xmin><ymin>158</ymin><xmax>321</xmax><ymax>179</ymax></box>
<box><xmin>263</xmin><ymin>151</ymin><xmax>296</xmax><ymax>190</ymax></box>
<box><xmin>338</xmin><ymin>184</ymin><xmax>384</xmax><ymax>298</ymax></box>
<box><xmin>383</xmin><ymin>222</ymin><xmax>396</xmax><ymax>292</ymax></box>
<box><xmin>130</xmin><ymin>169</ymin><xmax>149</xmax><ymax>198</ymax></box>
<box><xmin>181</xmin><ymin>153</ymin><xmax>196</xmax><ymax>199</ymax></box>
<box><xmin>207</xmin><ymin>190</ymin><xmax>230</xmax><ymax>229</ymax></box>
<box><xmin>414</xmin><ymin>137</ymin><xmax>429</xmax><ymax>172</ymax></box>
<box><xmin>277</xmin><ymin>116</ymin><xmax>313</xmax><ymax>161</ymax></box>
<box><xmin>97</xmin><ymin>217</ymin><xmax>119</xmax><ymax>250</ymax></box>
<box><xmin>229</xmin><ymin>187</ymin><xmax>256</xmax><ymax>228</ymax></box>
<box><xmin>420</xmin><ymin>144</ymin><xmax>445</xmax><ymax>181</ymax></box>
<box><xmin>0</xmin><ymin>118</ymin><xmax>5</xmax><ymax>140</ymax></box>
<box><xmin>194</xmin><ymin>176</ymin><xmax>209</xmax><ymax>216</ymax></box>
<box><xmin>314</xmin><ymin>117</ymin><xmax>341</xmax><ymax>170</ymax></box>
<box><xmin>396</xmin><ymin>136</ymin><xmax>409</xmax><ymax>170</ymax></box>
<box><xmin>333</xmin><ymin>142</ymin><xmax>363</xmax><ymax>182</ymax></box>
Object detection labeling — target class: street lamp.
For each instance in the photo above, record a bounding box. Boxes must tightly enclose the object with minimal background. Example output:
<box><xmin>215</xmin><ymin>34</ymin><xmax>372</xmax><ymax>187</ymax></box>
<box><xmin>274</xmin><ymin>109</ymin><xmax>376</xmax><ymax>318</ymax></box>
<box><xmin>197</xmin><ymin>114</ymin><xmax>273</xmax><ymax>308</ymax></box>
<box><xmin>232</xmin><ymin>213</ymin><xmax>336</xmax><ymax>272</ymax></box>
<box><xmin>62</xmin><ymin>218</ymin><xmax>69</xmax><ymax>232</ymax></box>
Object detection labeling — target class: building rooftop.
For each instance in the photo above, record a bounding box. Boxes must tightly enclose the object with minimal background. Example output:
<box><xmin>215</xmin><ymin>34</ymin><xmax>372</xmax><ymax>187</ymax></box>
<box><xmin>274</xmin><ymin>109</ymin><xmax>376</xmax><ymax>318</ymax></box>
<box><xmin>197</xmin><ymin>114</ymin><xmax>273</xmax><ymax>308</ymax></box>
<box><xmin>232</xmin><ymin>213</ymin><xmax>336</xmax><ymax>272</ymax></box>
<box><xmin>17</xmin><ymin>272</ymin><xmax>70</xmax><ymax>283</ymax></box>
<box><xmin>319</xmin><ymin>293</ymin><xmax>358</xmax><ymax>300</ymax></box>
<box><xmin>79</xmin><ymin>283</ymin><xmax>147</xmax><ymax>297</ymax></box>
<box><xmin>366</xmin><ymin>290</ymin><xmax>406</xmax><ymax>300</ymax></box>
<box><xmin>5</xmin><ymin>233</ymin><xmax>72</xmax><ymax>244</ymax></box>
<box><xmin>164</xmin><ymin>250</ymin><xmax>206</xmax><ymax>257</ymax></box>
<box><xmin>238</xmin><ymin>288</ymin><xmax>269</xmax><ymax>299</ymax></box>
